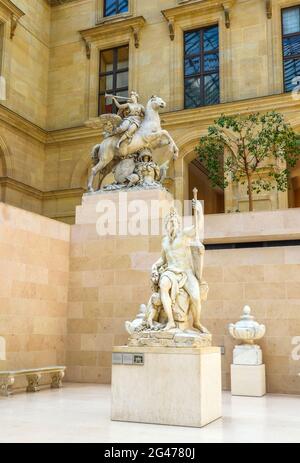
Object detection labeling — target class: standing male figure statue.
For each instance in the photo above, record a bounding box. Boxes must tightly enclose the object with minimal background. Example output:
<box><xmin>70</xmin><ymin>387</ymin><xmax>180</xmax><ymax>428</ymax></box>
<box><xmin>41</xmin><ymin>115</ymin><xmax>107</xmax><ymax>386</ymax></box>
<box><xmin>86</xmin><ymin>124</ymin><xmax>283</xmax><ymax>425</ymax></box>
<box><xmin>151</xmin><ymin>197</ymin><xmax>208</xmax><ymax>333</ymax></box>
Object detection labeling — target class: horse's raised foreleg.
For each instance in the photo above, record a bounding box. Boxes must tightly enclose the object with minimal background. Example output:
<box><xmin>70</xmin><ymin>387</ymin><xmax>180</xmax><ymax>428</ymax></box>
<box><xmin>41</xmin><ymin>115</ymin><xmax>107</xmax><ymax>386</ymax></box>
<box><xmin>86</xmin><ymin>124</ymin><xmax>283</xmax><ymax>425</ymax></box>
<box><xmin>147</xmin><ymin>131</ymin><xmax>179</xmax><ymax>159</ymax></box>
<box><xmin>159</xmin><ymin>130</ymin><xmax>179</xmax><ymax>159</ymax></box>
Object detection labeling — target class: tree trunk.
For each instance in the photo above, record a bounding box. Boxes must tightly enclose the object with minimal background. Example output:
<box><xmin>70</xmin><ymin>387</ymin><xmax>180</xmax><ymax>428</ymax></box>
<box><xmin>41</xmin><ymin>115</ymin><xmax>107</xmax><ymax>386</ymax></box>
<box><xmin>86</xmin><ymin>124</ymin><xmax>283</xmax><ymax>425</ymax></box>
<box><xmin>247</xmin><ymin>175</ymin><xmax>254</xmax><ymax>212</ymax></box>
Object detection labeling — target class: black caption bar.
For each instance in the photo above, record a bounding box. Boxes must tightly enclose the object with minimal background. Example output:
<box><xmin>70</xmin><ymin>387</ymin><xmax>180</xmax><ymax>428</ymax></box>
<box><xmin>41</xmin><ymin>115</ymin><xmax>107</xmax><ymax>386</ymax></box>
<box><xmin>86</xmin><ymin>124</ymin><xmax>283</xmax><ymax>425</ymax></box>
<box><xmin>103</xmin><ymin>446</ymin><xmax>196</xmax><ymax>461</ymax></box>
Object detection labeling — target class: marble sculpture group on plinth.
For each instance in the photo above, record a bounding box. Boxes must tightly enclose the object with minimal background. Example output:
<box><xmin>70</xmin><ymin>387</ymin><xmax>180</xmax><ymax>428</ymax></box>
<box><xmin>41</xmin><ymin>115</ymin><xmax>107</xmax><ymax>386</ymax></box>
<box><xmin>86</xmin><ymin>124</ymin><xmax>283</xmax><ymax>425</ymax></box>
<box><xmin>86</xmin><ymin>91</ymin><xmax>178</xmax><ymax>193</ymax></box>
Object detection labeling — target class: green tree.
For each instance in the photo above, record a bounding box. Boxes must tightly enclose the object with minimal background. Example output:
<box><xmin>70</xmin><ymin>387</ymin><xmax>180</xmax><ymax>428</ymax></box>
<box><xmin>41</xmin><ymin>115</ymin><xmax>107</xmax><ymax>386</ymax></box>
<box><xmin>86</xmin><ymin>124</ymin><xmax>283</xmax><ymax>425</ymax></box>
<box><xmin>195</xmin><ymin>112</ymin><xmax>300</xmax><ymax>211</ymax></box>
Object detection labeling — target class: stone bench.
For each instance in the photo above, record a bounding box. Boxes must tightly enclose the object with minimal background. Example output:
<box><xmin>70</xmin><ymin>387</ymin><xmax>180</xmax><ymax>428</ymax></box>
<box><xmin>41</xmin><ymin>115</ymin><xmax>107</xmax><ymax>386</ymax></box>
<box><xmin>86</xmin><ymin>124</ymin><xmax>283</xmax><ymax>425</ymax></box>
<box><xmin>0</xmin><ymin>366</ymin><xmax>66</xmax><ymax>397</ymax></box>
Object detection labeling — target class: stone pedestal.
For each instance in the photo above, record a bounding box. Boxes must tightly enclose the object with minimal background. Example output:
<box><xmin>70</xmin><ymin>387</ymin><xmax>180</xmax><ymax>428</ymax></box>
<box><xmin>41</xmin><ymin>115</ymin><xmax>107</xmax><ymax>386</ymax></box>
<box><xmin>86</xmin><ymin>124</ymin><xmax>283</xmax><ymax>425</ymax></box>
<box><xmin>111</xmin><ymin>346</ymin><xmax>222</xmax><ymax>428</ymax></box>
<box><xmin>76</xmin><ymin>188</ymin><xmax>174</xmax><ymax>225</ymax></box>
<box><xmin>233</xmin><ymin>344</ymin><xmax>262</xmax><ymax>365</ymax></box>
<box><xmin>231</xmin><ymin>364</ymin><xmax>266</xmax><ymax>397</ymax></box>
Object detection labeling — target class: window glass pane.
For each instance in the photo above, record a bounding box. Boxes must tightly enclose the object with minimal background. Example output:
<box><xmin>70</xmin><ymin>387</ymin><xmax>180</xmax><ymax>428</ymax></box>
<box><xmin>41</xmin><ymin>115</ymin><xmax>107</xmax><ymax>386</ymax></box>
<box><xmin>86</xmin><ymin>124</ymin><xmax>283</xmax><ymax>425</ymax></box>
<box><xmin>99</xmin><ymin>45</ymin><xmax>129</xmax><ymax>115</ymax></box>
<box><xmin>105</xmin><ymin>0</ymin><xmax>117</xmax><ymax>16</ymax></box>
<box><xmin>283</xmin><ymin>7</ymin><xmax>300</xmax><ymax>35</ymax></box>
<box><xmin>100</xmin><ymin>75</ymin><xmax>113</xmax><ymax>93</ymax></box>
<box><xmin>118</xmin><ymin>46</ymin><xmax>129</xmax><ymax>70</ymax></box>
<box><xmin>284</xmin><ymin>58</ymin><xmax>300</xmax><ymax>91</ymax></box>
<box><xmin>116</xmin><ymin>90</ymin><xmax>128</xmax><ymax>99</ymax></box>
<box><xmin>204</xmin><ymin>26</ymin><xmax>219</xmax><ymax>51</ymax></box>
<box><xmin>185</xmin><ymin>31</ymin><xmax>200</xmax><ymax>56</ymax></box>
<box><xmin>100</xmin><ymin>49</ymin><xmax>114</xmax><ymax>73</ymax></box>
<box><xmin>100</xmin><ymin>95</ymin><xmax>113</xmax><ymax>114</ymax></box>
<box><xmin>204</xmin><ymin>54</ymin><xmax>219</xmax><ymax>72</ymax></box>
<box><xmin>104</xmin><ymin>0</ymin><xmax>128</xmax><ymax>17</ymax></box>
<box><xmin>117</xmin><ymin>71</ymin><xmax>128</xmax><ymax>89</ymax></box>
<box><xmin>118</xmin><ymin>0</ymin><xmax>128</xmax><ymax>13</ymax></box>
<box><xmin>204</xmin><ymin>73</ymin><xmax>220</xmax><ymax>105</ymax></box>
<box><xmin>184</xmin><ymin>25</ymin><xmax>219</xmax><ymax>109</ymax></box>
<box><xmin>185</xmin><ymin>56</ymin><xmax>201</xmax><ymax>76</ymax></box>
<box><xmin>185</xmin><ymin>77</ymin><xmax>201</xmax><ymax>108</ymax></box>
<box><xmin>283</xmin><ymin>36</ymin><xmax>300</xmax><ymax>57</ymax></box>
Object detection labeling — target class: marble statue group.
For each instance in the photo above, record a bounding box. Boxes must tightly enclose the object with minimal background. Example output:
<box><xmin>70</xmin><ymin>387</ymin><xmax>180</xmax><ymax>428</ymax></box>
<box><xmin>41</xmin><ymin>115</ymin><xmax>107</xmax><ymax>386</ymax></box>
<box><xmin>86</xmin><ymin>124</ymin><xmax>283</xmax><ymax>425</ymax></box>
<box><xmin>86</xmin><ymin>92</ymin><xmax>179</xmax><ymax>192</ymax></box>
<box><xmin>85</xmin><ymin>90</ymin><xmax>211</xmax><ymax>347</ymax></box>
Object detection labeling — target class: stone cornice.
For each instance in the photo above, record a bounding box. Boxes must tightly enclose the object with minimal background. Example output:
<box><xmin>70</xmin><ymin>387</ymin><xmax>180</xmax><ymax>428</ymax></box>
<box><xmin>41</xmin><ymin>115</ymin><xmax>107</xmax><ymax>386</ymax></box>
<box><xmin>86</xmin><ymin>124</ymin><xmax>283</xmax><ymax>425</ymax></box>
<box><xmin>1</xmin><ymin>93</ymin><xmax>300</xmax><ymax>146</ymax></box>
<box><xmin>162</xmin><ymin>0</ymin><xmax>236</xmax><ymax>37</ymax></box>
<box><xmin>0</xmin><ymin>0</ymin><xmax>24</xmax><ymax>18</ymax></box>
<box><xmin>162</xmin><ymin>93</ymin><xmax>300</xmax><ymax>129</ymax></box>
<box><xmin>0</xmin><ymin>176</ymin><xmax>84</xmax><ymax>200</ymax></box>
<box><xmin>162</xmin><ymin>0</ymin><xmax>236</xmax><ymax>20</ymax></box>
<box><xmin>46</xmin><ymin>125</ymin><xmax>100</xmax><ymax>144</ymax></box>
<box><xmin>80</xmin><ymin>16</ymin><xmax>146</xmax><ymax>41</ymax></box>
<box><xmin>47</xmin><ymin>0</ymin><xmax>77</xmax><ymax>6</ymax></box>
<box><xmin>0</xmin><ymin>104</ymin><xmax>47</xmax><ymax>143</ymax></box>
<box><xmin>45</xmin><ymin>93</ymin><xmax>300</xmax><ymax>143</ymax></box>
<box><xmin>0</xmin><ymin>0</ymin><xmax>25</xmax><ymax>39</ymax></box>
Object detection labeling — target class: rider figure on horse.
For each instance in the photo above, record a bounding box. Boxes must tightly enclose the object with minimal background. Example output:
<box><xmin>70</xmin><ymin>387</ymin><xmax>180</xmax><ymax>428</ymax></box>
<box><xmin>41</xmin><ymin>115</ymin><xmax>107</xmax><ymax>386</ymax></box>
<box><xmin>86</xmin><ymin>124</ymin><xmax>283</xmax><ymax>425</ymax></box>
<box><xmin>108</xmin><ymin>91</ymin><xmax>145</xmax><ymax>150</ymax></box>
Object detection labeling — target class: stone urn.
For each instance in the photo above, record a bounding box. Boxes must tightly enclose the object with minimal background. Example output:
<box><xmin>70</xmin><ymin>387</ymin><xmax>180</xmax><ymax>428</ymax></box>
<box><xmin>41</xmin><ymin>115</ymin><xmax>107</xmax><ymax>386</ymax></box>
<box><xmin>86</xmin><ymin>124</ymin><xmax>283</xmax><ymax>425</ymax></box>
<box><xmin>229</xmin><ymin>305</ymin><xmax>265</xmax><ymax>345</ymax></box>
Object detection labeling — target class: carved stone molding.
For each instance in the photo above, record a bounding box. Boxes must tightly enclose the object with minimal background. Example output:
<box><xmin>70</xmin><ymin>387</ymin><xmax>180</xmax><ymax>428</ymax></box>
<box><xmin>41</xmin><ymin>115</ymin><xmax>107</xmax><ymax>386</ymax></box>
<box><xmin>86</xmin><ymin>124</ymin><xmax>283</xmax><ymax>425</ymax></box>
<box><xmin>47</xmin><ymin>0</ymin><xmax>77</xmax><ymax>5</ymax></box>
<box><xmin>0</xmin><ymin>1</ymin><xmax>25</xmax><ymax>39</ymax></box>
<box><xmin>80</xmin><ymin>16</ymin><xmax>146</xmax><ymax>57</ymax></box>
<box><xmin>82</xmin><ymin>37</ymin><xmax>91</xmax><ymax>60</ymax></box>
<box><xmin>131</xmin><ymin>26</ymin><xmax>141</xmax><ymax>48</ymax></box>
<box><xmin>266</xmin><ymin>0</ymin><xmax>272</xmax><ymax>19</ymax></box>
<box><xmin>162</xmin><ymin>0</ymin><xmax>236</xmax><ymax>39</ymax></box>
<box><xmin>222</xmin><ymin>1</ymin><xmax>234</xmax><ymax>29</ymax></box>
<box><xmin>26</xmin><ymin>373</ymin><xmax>41</xmax><ymax>393</ymax></box>
<box><xmin>0</xmin><ymin>375</ymin><xmax>14</xmax><ymax>397</ymax></box>
<box><xmin>51</xmin><ymin>371</ymin><xmax>65</xmax><ymax>389</ymax></box>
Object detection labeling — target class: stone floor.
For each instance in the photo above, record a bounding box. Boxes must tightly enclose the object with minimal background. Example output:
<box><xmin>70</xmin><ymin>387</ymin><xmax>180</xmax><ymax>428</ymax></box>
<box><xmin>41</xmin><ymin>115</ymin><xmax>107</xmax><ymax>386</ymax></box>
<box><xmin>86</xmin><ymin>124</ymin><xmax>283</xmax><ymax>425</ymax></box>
<box><xmin>0</xmin><ymin>383</ymin><xmax>300</xmax><ymax>443</ymax></box>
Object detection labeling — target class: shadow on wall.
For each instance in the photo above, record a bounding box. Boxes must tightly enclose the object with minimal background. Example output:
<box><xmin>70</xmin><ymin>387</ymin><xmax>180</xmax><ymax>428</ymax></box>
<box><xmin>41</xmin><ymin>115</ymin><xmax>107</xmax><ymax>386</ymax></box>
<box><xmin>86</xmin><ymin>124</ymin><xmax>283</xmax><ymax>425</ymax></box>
<box><xmin>188</xmin><ymin>159</ymin><xmax>224</xmax><ymax>214</ymax></box>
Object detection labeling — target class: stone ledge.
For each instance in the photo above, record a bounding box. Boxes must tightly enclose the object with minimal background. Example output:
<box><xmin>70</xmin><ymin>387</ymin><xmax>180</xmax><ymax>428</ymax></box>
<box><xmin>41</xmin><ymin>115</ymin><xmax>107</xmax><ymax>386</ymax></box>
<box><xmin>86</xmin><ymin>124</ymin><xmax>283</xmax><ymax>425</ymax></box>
<box><xmin>128</xmin><ymin>329</ymin><xmax>212</xmax><ymax>348</ymax></box>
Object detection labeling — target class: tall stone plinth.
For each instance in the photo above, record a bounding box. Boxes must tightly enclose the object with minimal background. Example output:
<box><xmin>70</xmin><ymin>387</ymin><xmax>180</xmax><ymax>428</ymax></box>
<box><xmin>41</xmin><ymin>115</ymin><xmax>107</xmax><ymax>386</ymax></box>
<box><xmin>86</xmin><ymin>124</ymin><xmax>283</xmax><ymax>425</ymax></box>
<box><xmin>111</xmin><ymin>346</ymin><xmax>222</xmax><ymax>428</ymax></box>
<box><xmin>67</xmin><ymin>189</ymin><xmax>174</xmax><ymax>384</ymax></box>
<box><xmin>76</xmin><ymin>188</ymin><xmax>174</xmax><ymax>225</ymax></box>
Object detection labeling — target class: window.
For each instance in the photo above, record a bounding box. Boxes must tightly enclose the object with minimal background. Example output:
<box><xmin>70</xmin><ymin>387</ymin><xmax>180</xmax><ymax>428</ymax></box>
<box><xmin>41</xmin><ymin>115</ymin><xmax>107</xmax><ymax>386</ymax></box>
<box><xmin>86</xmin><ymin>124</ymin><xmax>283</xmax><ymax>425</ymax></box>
<box><xmin>184</xmin><ymin>25</ymin><xmax>219</xmax><ymax>109</ymax></box>
<box><xmin>282</xmin><ymin>6</ymin><xmax>300</xmax><ymax>92</ymax></box>
<box><xmin>99</xmin><ymin>45</ymin><xmax>129</xmax><ymax>114</ymax></box>
<box><xmin>104</xmin><ymin>0</ymin><xmax>128</xmax><ymax>17</ymax></box>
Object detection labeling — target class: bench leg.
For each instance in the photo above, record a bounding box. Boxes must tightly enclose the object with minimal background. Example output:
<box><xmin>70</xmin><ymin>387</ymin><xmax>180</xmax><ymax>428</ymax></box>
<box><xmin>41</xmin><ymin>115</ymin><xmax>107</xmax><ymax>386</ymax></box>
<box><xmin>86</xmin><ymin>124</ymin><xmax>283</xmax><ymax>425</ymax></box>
<box><xmin>0</xmin><ymin>376</ymin><xmax>14</xmax><ymax>397</ymax></box>
<box><xmin>26</xmin><ymin>373</ymin><xmax>41</xmax><ymax>393</ymax></box>
<box><xmin>51</xmin><ymin>371</ymin><xmax>65</xmax><ymax>389</ymax></box>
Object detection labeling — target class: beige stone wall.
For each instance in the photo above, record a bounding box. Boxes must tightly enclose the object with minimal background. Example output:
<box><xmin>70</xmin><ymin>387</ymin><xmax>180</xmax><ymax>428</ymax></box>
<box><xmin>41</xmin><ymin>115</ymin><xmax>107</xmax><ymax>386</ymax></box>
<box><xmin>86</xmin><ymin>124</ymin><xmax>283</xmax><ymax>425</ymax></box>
<box><xmin>2</xmin><ymin>0</ymin><xmax>51</xmax><ymax>128</ymax></box>
<box><xmin>203</xmin><ymin>247</ymin><xmax>300</xmax><ymax>394</ymax></box>
<box><xmin>0</xmin><ymin>0</ymin><xmax>50</xmax><ymax>216</ymax></box>
<box><xmin>0</xmin><ymin>202</ymin><xmax>70</xmax><ymax>376</ymax></box>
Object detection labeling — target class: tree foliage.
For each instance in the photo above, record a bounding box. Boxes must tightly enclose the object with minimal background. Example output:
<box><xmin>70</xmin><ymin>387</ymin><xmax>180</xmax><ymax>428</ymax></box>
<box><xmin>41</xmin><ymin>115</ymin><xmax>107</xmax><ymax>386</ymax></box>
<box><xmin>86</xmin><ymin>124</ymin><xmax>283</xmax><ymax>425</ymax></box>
<box><xmin>195</xmin><ymin>112</ymin><xmax>300</xmax><ymax>211</ymax></box>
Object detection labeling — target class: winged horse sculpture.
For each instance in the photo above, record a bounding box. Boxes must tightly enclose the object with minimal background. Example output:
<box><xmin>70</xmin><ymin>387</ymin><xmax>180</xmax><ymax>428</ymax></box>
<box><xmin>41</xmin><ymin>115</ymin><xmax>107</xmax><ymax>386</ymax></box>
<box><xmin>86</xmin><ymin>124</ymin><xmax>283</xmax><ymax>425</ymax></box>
<box><xmin>86</xmin><ymin>95</ymin><xmax>179</xmax><ymax>192</ymax></box>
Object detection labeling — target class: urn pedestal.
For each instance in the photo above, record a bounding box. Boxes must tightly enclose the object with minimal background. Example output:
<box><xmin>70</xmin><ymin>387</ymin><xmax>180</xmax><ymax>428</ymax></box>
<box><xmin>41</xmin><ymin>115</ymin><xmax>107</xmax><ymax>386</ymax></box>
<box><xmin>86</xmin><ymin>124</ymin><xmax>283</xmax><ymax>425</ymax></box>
<box><xmin>111</xmin><ymin>346</ymin><xmax>222</xmax><ymax>428</ymax></box>
<box><xmin>231</xmin><ymin>364</ymin><xmax>266</xmax><ymax>397</ymax></box>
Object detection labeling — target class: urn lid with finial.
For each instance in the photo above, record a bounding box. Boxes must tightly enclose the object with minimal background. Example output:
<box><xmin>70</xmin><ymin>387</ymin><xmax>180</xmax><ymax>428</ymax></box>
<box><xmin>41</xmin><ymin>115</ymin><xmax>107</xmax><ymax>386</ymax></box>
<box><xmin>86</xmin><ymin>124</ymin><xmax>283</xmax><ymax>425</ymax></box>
<box><xmin>228</xmin><ymin>305</ymin><xmax>266</xmax><ymax>345</ymax></box>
